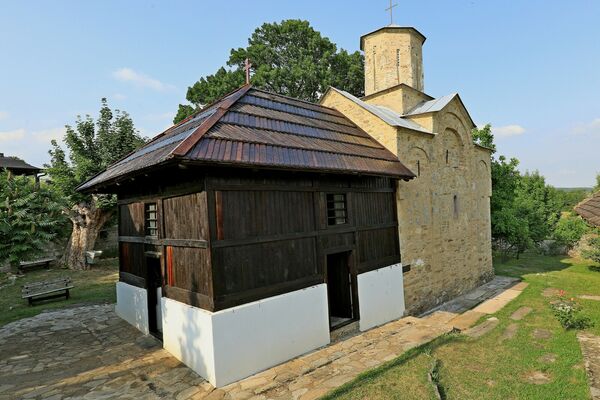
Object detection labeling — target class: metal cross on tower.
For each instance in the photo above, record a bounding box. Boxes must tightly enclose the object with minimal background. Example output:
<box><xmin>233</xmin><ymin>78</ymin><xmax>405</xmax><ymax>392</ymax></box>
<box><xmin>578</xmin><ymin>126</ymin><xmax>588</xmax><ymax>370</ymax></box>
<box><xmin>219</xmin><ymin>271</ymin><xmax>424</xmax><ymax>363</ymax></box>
<box><xmin>385</xmin><ymin>0</ymin><xmax>398</xmax><ymax>25</ymax></box>
<box><xmin>244</xmin><ymin>58</ymin><xmax>252</xmax><ymax>85</ymax></box>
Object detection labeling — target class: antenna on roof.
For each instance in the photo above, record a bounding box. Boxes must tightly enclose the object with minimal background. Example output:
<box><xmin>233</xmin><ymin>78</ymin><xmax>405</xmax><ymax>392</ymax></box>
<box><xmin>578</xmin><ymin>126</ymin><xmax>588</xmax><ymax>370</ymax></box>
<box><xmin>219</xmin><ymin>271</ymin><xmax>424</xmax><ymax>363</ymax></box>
<box><xmin>244</xmin><ymin>58</ymin><xmax>252</xmax><ymax>85</ymax></box>
<box><xmin>385</xmin><ymin>0</ymin><xmax>398</xmax><ymax>25</ymax></box>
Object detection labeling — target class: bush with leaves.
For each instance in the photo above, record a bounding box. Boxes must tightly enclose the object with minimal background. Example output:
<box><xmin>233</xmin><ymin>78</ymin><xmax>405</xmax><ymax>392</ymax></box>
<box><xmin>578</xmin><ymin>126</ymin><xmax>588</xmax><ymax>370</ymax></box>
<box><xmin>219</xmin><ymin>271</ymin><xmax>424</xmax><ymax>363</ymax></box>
<box><xmin>553</xmin><ymin>212</ymin><xmax>590</xmax><ymax>250</ymax></box>
<box><xmin>551</xmin><ymin>297</ymin><xmax>593</xmax><ymax>330</ymax></box>
<box><xmin>0</xmin><ymin>171</ymin><xmax>67</xmax><ymax>268</ymax></box>
<box><xmin>584</xmin><ymin>237</ymin><xmax>600</xmax><ymax>265</ymax></box>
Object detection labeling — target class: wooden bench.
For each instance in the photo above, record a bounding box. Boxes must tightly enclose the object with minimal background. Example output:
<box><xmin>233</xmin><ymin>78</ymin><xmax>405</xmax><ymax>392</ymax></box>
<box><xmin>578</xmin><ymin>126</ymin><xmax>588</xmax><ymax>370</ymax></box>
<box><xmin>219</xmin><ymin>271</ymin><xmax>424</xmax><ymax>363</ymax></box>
<box><xmin>21</xmin><ymin>277</ymin><xmax>73</xmax><ymax>306</ymax></box>
<box><xmin>18</xmin><ymin>258</ymin><xmax>55</xmax><ymax>273</ymax></box>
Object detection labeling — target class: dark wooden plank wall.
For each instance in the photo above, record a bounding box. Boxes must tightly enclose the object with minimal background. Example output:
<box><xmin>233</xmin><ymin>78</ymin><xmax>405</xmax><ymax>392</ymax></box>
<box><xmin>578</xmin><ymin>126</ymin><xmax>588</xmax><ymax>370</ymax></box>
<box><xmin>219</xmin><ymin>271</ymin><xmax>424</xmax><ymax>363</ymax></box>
<box><xmin>206</xmin><ymin>170</ymin><xmax>401</xmax><ymax>311</ymax></box>
<box><xmin>119</xmin><ymin>202</ymin><xmax>146</xmax><ymax>285</ymax></box>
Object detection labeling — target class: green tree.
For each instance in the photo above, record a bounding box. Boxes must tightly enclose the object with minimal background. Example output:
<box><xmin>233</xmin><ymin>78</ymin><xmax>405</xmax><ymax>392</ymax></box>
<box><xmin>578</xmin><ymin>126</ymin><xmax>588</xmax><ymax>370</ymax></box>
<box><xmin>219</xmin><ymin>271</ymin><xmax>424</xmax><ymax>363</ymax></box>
<box><xmin>595</xmin><ymin>173</ymin><xmax>600</xmax><ymax>192</ymax></box>
<box><xmin>0</xmin><ymin>171</ymin><xmax>66</xmax><ymax>268</ymax></box>
<box><xmin>46</xmin><ymin>98</ymin><xmax>145</xmax><ymax>270</ymax></box>
<box><xmin>471</xmin><ymin>124</ymin><xmax>496</xmax><ymax>153</ymax></box>
<box><xmin>174</xmin><ymin>20</ymin><xmax>364</xmax><ymax>123</ymax></box>
<box><xmin>515</xmin><ymin>171</ymin><xmax>562</xmax><ymax>246</ymax></box>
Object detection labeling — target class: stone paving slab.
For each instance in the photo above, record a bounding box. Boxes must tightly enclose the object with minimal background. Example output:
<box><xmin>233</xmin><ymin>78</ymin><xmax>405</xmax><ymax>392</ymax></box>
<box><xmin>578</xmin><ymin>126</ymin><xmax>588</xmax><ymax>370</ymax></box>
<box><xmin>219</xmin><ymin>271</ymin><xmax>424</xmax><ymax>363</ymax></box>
<box><xmin>0</xmin><ymin>275</ymin><xmax>529</xmax><ymax>400</ymax></box>
<box><xmin>577</xmin><ymin>332</ymin><xmax>600</xmax><ymax>399</ymax></box>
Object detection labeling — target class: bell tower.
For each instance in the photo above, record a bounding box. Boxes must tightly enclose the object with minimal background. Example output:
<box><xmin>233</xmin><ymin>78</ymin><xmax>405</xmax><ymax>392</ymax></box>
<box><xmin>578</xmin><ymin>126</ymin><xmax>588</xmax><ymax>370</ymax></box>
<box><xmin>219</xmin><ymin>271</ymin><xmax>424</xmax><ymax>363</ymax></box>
<box><xmin>361</xmin><ymin>26</ymin><xmax>426</xmax><ymax>96</ymax></box>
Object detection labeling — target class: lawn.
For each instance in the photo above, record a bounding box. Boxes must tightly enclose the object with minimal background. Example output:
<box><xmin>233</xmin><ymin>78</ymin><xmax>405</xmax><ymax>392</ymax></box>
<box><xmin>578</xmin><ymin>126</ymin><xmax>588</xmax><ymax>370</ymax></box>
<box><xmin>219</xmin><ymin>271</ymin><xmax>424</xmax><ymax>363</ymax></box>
<box><xmin>324</xmin><ymin>252</ymin><xmax>600</xmax><ymax>400</ymax></box>
<box><xmin>0</xmin><ymin>258</ymin><xmax>118</xmax><ymax>327</ymax></box>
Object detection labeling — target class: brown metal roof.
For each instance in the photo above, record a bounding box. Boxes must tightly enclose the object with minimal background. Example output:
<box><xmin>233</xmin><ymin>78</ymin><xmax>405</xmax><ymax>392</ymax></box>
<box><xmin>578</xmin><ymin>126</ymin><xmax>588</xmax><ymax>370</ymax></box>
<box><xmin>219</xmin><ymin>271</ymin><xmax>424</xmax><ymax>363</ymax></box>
<box><xmin>0</xmin><ymin>153</ymin><xmax>41</xmax><ymax>174</ymax></box>
<box><xmin>78</xmin><ymin>85</ymin><xmax>415</xmax><ymax>192</ymax></box>
<box><xmin>575</xmin><ymin>191</ymin><xmax>600</xmax><ymax>227</ymax></box>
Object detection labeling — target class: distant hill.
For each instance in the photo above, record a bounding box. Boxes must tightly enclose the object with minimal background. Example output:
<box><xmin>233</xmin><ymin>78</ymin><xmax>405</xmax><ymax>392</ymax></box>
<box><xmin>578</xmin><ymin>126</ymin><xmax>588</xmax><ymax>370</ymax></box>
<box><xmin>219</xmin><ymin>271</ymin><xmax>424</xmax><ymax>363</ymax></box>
<box><xmin>556</xmin><ymin>187</ymin><xmax>592</xmax><ymax>192</ymax></box>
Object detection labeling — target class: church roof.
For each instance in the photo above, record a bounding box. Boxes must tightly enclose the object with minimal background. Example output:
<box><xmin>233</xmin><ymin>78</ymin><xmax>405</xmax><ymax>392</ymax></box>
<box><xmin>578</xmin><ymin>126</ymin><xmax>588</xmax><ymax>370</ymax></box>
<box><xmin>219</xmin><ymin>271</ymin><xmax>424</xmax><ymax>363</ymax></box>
<box><xmin>329</xmin><ymin>87</ymin><xmax>476</xmax><ymax>131</ymax></box>
<box><xmin>575</xmin><ymin>191</ymin><xmax>600</xmax><ymax>227</ymax></box>
<box><xmin>78</xmin><ymin>85</ymin><xmax>415</xmax><ymax>192</ymax></box>
<box><xmin>328</xmin><ymin>87</ymin><xmax>431</xmax><ymax>133</ymax></box>
<box><xmin>0</xmin><ymin>153</ymin><xmax>41</xmax><ymax>175</ymax></box>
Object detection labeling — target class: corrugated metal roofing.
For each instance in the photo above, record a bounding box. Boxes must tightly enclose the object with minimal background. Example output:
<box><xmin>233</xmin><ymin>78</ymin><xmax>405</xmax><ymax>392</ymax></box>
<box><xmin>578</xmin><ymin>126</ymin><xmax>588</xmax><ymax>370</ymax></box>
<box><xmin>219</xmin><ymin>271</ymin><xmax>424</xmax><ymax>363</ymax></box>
<box><xmin>329</xmin><ymin>88</ymin><xmax>430</xmax><ymax>133</ymax></box>
<box><xmin>78</xmin><ymin>85</ymin><xmax>415</xmax><ymax>192</ymax></box>
<box><xmin>575</xmin><ymin>191</ymin><xmax>600</xmax><ymax>227</ymax></box>
<box><xmin>404</xmin><ymin>93</ymin><xmax>457</xmax><ymax>115</ymax></box>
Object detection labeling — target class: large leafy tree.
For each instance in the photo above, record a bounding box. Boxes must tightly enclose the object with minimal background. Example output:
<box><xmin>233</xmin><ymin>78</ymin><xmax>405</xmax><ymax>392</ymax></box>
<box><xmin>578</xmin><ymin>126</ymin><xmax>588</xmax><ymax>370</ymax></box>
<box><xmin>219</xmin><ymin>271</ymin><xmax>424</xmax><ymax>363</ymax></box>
<box><xmin>46</xmin><ymin>99</ymin><xmax>145</xmax><ymax>270</ymax></box>
<box><xmin>0</xmin><ymin>171</ymin><xmax>66</xmax><ymax>268</ymax></box>
<box><xmin>174</xmin><ymin>20</ymin><xmax>364</xmax><ymax>123</ymax></box>
<box><xmin>473</xmin><ymin>125</ymin><xmax>563</xmax><ymax>257</ymax></box>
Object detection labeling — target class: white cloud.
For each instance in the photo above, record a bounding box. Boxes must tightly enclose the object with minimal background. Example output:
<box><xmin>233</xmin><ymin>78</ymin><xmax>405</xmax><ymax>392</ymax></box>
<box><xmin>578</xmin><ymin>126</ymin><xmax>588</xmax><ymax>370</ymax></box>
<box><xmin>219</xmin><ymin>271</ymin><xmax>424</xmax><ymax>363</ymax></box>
<box><xmin>571</xmin><ymin>118</ymin><xmax>600</xmax><ymax>136</ymax></box>
<box><xmin>0</xmin><ymin>111</ymin><xmax>9</xmax><ymax>120</ymax></box>
<box><xmin>31</xmin><ymin>127</ymin><xmax>65</xmax><ymax>143</ymax></box>
<box><xmin>0</xmin><ymin>128</ymin><xmax>25</xmax><ymax>142</ymax></box>
<box><xmin>493</xmin><ymin>124</ymin><xmax>526</xmax><ymax>138</ymax></box>
<box><xmin>112</xmin><ymin>68</ymin><xmax>174</xmax><ymax>91</ymax></box>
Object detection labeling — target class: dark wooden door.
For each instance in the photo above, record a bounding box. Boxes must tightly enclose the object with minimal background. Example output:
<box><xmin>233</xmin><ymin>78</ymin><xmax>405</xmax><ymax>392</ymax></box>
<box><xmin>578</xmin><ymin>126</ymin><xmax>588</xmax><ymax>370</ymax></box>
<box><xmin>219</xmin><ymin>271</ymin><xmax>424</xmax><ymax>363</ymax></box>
<box><xmin>146</xmin><ymin>257</ymin><xmax>162</xmax><ymax>338</ymax></box>
<box><xmin>327</xmin><ymin>252</ymin><xmax>354</xmax><ymax>328</ymax></box>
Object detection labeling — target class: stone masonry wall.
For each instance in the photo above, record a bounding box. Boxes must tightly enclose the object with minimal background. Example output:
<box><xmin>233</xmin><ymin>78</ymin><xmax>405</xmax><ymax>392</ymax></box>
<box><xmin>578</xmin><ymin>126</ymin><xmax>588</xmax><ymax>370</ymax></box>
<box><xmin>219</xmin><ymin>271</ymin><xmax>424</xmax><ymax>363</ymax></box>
<box><xmin>321</xmin><ymin>89</ymin><xmax>493</xmax><ymax>316</ymax></box>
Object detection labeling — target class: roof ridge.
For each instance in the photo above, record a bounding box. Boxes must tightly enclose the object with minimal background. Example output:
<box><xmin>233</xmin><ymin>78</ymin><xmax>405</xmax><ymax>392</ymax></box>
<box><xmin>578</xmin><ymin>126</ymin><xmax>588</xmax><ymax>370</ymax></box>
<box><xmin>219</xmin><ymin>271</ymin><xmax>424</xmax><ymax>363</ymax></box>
<box><xmin>170</xmin><ymin>85</ymin><xmax>252</xmax><ymax>157</ymax></box>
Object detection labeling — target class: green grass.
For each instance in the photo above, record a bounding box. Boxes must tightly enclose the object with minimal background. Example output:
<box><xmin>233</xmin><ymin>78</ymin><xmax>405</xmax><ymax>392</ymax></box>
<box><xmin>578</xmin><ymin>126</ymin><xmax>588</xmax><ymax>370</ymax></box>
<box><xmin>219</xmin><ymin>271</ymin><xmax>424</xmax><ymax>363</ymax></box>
<box><xmin>0</xmin><ymin>259</ymin><xmax>118</xmax><ymax>327</ymax></box>
<box><xmin>324</xmin><ymin>253</ymin><xmax>600</xmax><ymax>400</ymax></box>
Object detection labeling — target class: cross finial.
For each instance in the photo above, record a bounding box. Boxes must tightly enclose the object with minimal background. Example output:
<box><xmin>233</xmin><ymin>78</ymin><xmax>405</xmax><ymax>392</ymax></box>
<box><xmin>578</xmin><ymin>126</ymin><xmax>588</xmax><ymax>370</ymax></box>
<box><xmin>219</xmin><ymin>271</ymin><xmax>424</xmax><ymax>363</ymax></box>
<box><xmin>244</xmin><ymin>58</ymin><xmax>252</xmax><ymax>85</ymax></box>
<box><xmin>385</xmin><ymin>0</ymin><xmax>398</xmax><ymax>25</ymax></box>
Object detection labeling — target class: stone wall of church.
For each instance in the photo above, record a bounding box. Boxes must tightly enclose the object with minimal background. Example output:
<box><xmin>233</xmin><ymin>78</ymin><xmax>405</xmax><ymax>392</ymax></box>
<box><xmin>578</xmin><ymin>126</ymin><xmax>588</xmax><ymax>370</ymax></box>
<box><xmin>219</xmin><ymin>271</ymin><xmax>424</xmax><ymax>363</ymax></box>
<box><xmin>321</xmin><ymin>89</ymin><xmax>493</xmax><ymax>316</ymax></box>
<box><xmin>396</xmin><ymin>100</ymin><xmax>493</xmax><ymax>315</ymax></box>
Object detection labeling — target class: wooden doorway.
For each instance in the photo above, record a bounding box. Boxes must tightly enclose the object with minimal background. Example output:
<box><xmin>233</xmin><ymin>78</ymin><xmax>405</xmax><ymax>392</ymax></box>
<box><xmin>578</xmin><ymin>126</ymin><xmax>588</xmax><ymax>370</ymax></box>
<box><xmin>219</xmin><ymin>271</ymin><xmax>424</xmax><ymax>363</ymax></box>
<box><xmin>326</xmin><ymin>251</ymin><xmax>356</xmax><ymax>330</ymax></box>
<box><xmin>146</xmin><ymin>256</ymin><xmax>163</xmax><ymax>339</ymax></box>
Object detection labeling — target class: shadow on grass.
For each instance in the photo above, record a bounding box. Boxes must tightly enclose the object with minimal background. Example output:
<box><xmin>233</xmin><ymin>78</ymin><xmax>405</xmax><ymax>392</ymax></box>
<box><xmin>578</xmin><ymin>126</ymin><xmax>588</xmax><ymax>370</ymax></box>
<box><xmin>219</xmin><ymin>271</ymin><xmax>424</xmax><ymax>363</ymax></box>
<box><xmin>588</xmin><ymin>265</ymin><xmax>600</xmax><ymax>273</ymax></box>
<box><xmin>321</xmin><ymin>333</ymin><xmax>462</xmax><ymax>400</ymax></box>
<box><xmin>493</xmin><ymin>251</ymin><xmax>575</xmax><ymax>279</ymax></box>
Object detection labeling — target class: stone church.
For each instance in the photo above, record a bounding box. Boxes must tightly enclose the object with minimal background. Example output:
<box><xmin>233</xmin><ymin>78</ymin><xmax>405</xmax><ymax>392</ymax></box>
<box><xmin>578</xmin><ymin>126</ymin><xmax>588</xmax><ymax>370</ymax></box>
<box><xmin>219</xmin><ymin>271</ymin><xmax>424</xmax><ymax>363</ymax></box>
<box><xmin>321</xmin><ymin>25</ymin><xmax>493</xmax><ymax>315</ymax></box>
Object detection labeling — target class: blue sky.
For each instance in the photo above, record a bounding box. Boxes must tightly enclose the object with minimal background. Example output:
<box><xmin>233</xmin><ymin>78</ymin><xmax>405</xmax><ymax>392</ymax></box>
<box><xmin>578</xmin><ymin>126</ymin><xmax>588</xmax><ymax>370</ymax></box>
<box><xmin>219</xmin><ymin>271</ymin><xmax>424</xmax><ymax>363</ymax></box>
<box><xmin>1</xmin><ymin>0</ymin><xmax>599</xmax><ymax>187</ymax></box>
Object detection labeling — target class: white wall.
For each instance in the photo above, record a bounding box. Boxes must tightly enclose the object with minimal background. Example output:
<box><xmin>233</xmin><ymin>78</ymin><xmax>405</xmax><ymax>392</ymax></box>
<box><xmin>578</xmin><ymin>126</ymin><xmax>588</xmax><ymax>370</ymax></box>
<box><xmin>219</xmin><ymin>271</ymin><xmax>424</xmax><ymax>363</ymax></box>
<box><xmin>115</xmin><ymin>282</ymin><xmax>149</xmax><ymax>335</ymax></box>
<box><xmin>357</xmin><ymin>263</ymin><xmax>405</xmax><ymax>331</ymax></box>
<box><xmin>161</xmin><ymin>284</ymin><xmax>330</xmax><ymax>387</ymax></box>
<box><xmin>162</xmin><ymin>296</ymin><xmax>216</xmax><ymax>383</ymax></box>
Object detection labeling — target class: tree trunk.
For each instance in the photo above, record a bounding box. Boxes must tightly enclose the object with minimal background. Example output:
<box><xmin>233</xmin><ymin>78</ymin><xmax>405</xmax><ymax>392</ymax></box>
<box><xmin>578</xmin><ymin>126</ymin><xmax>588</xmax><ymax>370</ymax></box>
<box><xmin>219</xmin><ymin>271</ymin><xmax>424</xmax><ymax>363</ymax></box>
<box><xmin>61</xmin><ymin>197</ymin><xmax>113</xmax><ymax>270</ymax></box>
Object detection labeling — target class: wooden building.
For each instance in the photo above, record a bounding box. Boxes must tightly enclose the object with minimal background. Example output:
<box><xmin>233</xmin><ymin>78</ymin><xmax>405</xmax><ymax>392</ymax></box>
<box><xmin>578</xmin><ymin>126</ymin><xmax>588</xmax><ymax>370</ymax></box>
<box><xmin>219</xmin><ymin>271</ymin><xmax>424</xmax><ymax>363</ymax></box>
<box><xmin>575</xmin><ymin>190</ymin><xmax>600</xmax><ymax>227</ymax></box>
<box><xmin>79</xmin><ymin>85</ymin><xmax>414</xmax><ymax>386</ymax></box>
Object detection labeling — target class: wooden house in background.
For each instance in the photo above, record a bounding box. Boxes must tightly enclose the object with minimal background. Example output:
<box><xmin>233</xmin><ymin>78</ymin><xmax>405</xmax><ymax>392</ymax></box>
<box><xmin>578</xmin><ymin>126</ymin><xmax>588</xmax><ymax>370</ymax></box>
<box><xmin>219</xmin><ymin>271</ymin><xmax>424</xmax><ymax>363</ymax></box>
<box><xmin>78</xmin><ymin>85</ymin><xmax>415</xmax><ymax>386</ymax></box>
<box><xmin>575</xmin><ymin>190</ymin><xmax>600</xmax><ymax>227</ymax></box>
<box><xmin>0</xmin><ymin>153</ymin><xmax>42</xmax><ymax>182</ymax></box>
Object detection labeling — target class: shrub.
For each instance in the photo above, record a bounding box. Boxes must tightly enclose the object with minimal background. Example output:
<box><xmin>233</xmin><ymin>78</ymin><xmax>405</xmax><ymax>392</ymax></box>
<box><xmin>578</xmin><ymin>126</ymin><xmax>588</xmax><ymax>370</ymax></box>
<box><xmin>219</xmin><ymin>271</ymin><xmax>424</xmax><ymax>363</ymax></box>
<box><xmin>553</xmin><ymin>213</ymin><xmax>590</xmax><ymax>250</ymax></box>
<box><xmin>583</xmin><ymin>237</ymin><xmax>600</xmax><ymax>265</ymax></box>
<box><xmin>551</xmin><ymin>299</ymin><xmax>594</xmax><ymax>330</ymax></box>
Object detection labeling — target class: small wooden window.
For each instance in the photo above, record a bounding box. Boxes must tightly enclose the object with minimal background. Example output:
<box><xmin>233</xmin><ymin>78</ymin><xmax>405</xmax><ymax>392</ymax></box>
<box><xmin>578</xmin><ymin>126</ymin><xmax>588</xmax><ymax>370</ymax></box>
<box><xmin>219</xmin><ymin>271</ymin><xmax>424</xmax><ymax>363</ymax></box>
<box><xmin>145</xmin><ymin>203</ymin><xmax>158</xmax><ymax>237</ymax></box>
<box><xmin>417</xmin><ymin>160</ymin><xmax>421</xmax><ymax>177</ymax></box>
<box><xmin>327</xmin><ymin>193</ymin><xmax>347</xmax><ymax>226</ymax></box>
<box><xmin>446</xmin><ymin>150</ymin><xmax>450</xmax><ymax>164</ymax></box>
<box><xmin>453</xmin><ymin>195</ymin><xmax>459</xmax><ymax>218</ymax></box>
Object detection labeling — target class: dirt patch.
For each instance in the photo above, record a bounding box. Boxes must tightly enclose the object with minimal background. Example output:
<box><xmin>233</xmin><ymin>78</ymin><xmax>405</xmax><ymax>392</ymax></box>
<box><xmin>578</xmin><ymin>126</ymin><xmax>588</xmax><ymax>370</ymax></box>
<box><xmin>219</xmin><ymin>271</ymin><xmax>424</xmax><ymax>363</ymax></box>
<box><xmin>532</xmin><ymin>329</ymin><xmax>553</xmax><ymax>340</ymax></box>
<box><xmin>538</xmin><ymin>353</ymin><xmax>557</xmax><ymax>363</ymax></box>
<box><xmin>523</xmin><ymin>371</ymin><xmax>552</xmax><ymax>385</ymax></box>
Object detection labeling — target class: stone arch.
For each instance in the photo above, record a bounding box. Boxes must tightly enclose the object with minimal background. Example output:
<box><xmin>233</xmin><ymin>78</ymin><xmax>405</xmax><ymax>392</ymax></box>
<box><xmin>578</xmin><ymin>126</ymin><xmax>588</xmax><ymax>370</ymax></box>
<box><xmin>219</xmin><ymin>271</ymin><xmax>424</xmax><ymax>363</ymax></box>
<box><xmin>477</xmin><ymin>159</ymin><xmax>492</xmax><ymax>197</ymax></box>
<box><xmin>442</xmin><ymin>112</ymin><xmax>468</xmax><ymax>147</ymax></box>
<box><xmin>408</xmin><ymin>146</ymin><xmax>429</xmax><ymax>177</ymax></box>
<box><xmin>439</xmin><ymin>128</ymin><xmax>464</xmax><ymax>168</ymax></box>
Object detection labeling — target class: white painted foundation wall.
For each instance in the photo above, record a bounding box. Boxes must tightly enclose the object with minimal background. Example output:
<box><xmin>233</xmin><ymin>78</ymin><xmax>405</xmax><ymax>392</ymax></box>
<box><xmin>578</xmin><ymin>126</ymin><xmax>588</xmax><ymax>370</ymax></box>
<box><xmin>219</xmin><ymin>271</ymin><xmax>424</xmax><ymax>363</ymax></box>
<box><xmin>115</xmin><ymin>282</ymin><xmax>149</xmax><ymax>335</ymax></box>
<box><xmin>357</xmin><ymin>263</ymin><xmax>405</xmax><ymax>331</ymax></box>
<box><xmin>161</xmin><ymin>284</ymin><xmax>330</xmax><ymax>387</ymax></box>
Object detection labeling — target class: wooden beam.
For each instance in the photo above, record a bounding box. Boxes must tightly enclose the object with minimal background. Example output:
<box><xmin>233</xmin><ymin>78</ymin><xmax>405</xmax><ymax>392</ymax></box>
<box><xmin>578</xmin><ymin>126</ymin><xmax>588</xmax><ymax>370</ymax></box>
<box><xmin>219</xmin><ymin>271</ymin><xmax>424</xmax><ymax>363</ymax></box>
<box><xmin>118</xmin><ymin>236</ymin><xmax>208</xmax><ymax>248</ymax></box>
<box><xmin>120</xmin><ymin>271</ymin><xmax>146</xmax><ymax>288</ymax></box>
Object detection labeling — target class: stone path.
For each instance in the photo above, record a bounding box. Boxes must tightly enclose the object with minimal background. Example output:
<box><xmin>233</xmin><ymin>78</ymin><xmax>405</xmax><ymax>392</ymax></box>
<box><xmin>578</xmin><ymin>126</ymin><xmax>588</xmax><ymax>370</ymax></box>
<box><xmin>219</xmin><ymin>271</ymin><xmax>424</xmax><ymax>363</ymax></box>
<box><xmin>577</xmin><ymin>332</ymin><xmax>600</xmax><ymax>400</ymax></box>
<box><xmin>0</xmin><ymin>276</ymin><xmax>527</xmax><ymax>400</ymax></box>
